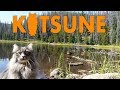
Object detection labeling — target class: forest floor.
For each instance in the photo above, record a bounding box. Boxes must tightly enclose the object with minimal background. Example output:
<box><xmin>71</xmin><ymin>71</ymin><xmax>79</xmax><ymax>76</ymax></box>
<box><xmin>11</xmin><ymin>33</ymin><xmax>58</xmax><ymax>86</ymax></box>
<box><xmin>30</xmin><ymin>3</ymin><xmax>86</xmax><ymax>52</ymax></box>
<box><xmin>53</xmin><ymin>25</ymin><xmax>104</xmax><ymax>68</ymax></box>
<box><xmin>0</xmin><ymin>40</ymin><xmax>120</xmax><ymax>51</ymax></box>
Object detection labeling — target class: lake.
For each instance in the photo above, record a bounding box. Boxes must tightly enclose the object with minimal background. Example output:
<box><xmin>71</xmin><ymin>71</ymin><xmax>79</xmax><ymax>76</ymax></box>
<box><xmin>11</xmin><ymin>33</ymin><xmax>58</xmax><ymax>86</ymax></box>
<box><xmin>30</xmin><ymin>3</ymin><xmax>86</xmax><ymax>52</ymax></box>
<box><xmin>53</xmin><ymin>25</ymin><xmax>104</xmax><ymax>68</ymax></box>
<box><xmin>0</xmin><ymin>43</ymin><xmax>120</xmax><ymax>78</ymax></box>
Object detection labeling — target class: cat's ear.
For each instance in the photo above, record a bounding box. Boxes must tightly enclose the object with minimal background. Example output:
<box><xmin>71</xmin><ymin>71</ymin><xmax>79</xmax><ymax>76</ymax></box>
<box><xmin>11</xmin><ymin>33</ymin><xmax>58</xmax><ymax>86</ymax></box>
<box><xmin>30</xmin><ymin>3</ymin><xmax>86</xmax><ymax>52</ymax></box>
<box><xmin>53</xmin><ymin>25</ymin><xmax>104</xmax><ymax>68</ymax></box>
<box><xmin>27</xmin><ymin>43</ymin><xmax>33</xmax><ymax>51</ymax></box>
<box><xmin>12</xmin><ymin>44</ymin><xmax>19</xmax><ymax>53</ymax></box>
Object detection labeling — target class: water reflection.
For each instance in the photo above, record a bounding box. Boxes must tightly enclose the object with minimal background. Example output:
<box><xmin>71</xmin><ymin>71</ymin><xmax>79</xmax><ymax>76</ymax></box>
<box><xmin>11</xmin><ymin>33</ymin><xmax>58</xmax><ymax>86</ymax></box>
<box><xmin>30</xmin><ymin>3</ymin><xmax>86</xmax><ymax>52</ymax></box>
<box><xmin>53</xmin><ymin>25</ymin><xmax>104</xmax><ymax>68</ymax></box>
<box><xmin>0</xmin><ymin>58</ymin><xmax>9</xmax><ymax>73</ymax></box>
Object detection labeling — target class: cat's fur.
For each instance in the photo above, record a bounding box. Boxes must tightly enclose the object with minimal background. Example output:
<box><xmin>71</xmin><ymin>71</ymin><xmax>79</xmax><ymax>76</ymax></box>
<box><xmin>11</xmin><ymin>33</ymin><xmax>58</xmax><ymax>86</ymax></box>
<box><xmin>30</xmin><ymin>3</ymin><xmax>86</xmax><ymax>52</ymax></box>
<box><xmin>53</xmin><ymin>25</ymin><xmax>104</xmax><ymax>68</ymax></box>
<box><xmin>0</xmin><ymin>43</ymin><xmax>46</xmax><ymax>79</ymax></box>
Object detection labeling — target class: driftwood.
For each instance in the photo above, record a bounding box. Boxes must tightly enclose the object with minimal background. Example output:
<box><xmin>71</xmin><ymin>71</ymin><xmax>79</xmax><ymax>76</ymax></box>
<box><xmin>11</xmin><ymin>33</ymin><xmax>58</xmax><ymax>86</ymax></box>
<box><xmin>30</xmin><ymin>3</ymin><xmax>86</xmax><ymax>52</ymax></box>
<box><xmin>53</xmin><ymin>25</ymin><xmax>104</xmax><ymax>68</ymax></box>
<box><xmin>71</xmin><ymin>56</ymin><xmax>95</xmax><ymax>63</ymax></box>
<box><xmin>69</xmin><ymin>56</ymin><xmax>97</xmax><ymax>67</ymax></box>
<box><xmin>82</xmin><ymin>73</ymin><xmax>120</xmax><ymax>79</ymax></box>
<box><xmin>69</xmin><ymin>62</ymin><xmax>83</xmax><ymax>66</ymax></box>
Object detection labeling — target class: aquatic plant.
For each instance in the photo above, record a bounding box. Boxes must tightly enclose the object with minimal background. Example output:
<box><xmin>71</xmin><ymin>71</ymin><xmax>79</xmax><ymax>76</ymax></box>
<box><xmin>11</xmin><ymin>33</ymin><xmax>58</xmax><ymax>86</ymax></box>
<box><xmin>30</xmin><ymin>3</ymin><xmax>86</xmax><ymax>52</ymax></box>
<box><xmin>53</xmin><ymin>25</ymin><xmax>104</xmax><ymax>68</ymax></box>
<box><xmin>91</xmin><ymin>56</ymin><xmax>120</xmax><ymax>74</ymax></box>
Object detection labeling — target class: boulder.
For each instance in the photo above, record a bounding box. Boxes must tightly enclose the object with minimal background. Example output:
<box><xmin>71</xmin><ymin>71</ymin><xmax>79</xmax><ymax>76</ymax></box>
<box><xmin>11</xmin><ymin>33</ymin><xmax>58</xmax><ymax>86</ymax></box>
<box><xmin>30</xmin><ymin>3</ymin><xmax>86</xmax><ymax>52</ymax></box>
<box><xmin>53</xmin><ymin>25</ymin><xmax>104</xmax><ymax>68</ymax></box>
<box><xmin>50</xmin><ymin>68</ymin><xmax>65</xmax><ymax>79</ymax></box>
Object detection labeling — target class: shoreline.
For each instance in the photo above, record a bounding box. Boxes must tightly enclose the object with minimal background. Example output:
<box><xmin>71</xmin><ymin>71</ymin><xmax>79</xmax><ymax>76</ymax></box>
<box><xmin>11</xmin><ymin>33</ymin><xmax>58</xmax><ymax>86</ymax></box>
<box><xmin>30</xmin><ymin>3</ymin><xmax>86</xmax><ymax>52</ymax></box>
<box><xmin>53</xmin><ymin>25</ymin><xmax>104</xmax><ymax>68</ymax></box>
<box><xmin>0</xmin><ymin>40</ymin><xmax>120</xmax><ymax>51</ymax></box>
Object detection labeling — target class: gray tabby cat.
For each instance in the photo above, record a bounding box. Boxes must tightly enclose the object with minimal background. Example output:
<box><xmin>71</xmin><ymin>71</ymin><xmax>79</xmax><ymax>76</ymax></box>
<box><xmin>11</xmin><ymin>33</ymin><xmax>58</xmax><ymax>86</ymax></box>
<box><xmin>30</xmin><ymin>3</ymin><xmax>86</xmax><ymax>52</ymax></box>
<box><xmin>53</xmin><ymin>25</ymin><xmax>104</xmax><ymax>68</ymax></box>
<box><xmin>0</xmin><ymin>43</ymin><xmax>47</xmax><ymax>79</ymax></box>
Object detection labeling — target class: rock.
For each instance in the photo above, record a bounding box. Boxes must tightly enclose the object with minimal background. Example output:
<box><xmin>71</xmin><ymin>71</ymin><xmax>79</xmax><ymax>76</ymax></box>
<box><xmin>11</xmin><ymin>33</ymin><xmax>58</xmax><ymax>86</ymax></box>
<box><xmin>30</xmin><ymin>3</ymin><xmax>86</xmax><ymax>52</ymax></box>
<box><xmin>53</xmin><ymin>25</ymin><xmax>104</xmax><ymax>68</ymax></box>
<box><xmin>50</xmin><ymin>68</ymin><xmax>84</xmax><ymax>79</ymax></box>
<box><xmin>50</xmin><ymin>68</ymin><xmax>65</xmax><ymax>79</ymax></box>
<box><xmin>65</xmin><ymin>74</ymin><xmax>84</xmax><ymax>79</ymax></box>
<box><xmin>82</xmin><ymin>73</ymin><xmax>120</xmax><ymax>79</ymax></box>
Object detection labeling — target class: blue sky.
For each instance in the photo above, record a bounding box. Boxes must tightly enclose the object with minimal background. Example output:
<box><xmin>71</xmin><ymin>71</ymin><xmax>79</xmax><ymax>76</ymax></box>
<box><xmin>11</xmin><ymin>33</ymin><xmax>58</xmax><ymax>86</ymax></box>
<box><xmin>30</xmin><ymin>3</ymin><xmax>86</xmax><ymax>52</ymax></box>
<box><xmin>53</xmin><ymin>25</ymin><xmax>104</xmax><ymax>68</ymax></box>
<box><xmin>0</xmin><ymin>11</ymin><xmax>42</xmax><ymax>24</ymax></box>
<box><xmin>0</xmin><ymin>11</ymin><xmax>99</xmax><ymax>24</ymax></box>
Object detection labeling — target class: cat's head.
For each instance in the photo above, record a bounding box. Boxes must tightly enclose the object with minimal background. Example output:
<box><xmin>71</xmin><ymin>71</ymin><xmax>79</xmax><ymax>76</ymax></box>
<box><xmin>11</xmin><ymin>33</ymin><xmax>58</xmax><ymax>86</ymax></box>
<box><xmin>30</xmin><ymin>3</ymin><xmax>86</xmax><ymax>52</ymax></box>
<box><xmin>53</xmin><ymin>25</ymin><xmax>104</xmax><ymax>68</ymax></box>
<box><xmin>12</xmin><ymin>43</ymin><xmax>34</xmax><ymax>65</ymax></box>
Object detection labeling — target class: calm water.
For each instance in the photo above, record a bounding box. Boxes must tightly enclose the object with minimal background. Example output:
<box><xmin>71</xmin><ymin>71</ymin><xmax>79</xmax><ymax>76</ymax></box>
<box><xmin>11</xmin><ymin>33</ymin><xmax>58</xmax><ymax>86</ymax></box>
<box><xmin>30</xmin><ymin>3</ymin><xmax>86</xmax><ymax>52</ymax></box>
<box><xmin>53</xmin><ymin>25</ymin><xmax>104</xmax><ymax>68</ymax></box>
<box><xmin>0</xmin><ymin>43</ymin><xmax>120</xmax><ymax>77</ymax></box>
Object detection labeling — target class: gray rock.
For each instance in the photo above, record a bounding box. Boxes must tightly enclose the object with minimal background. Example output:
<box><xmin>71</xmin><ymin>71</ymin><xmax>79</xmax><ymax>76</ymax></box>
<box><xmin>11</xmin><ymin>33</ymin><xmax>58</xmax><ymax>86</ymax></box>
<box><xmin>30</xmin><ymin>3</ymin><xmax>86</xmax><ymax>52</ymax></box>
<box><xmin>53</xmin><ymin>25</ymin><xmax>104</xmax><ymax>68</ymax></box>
<box><xmin>50</xmin><ymin>68</ymin><xmax>65</xmax><ymax>79</ymax></box>
<box><xmin>82</xmin><ymin>73</ymin><xmax>120</xmax><ymax>79</ymax></box>
<box><xmin>65</xmin><ymin>74</ymin><xmax>84</xmax><ymax>79</ymax></box>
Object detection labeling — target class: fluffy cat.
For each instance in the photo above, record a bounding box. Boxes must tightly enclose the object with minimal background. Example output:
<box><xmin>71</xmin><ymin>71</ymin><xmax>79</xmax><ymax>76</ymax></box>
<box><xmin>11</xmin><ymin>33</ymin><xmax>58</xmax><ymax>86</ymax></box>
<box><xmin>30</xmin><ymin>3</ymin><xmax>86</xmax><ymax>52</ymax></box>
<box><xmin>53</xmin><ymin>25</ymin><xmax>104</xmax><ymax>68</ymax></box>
<box><xmin>0</xmin><ymin>43</ymin><xmax>46</xmax><ymax>79</ymax></box>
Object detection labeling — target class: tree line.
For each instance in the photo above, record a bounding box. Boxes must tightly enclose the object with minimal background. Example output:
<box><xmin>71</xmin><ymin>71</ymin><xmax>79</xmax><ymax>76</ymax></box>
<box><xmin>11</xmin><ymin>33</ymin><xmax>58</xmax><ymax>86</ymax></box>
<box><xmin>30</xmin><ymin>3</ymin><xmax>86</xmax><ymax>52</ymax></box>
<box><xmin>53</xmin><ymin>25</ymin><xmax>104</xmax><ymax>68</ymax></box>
<box><xmin>0</xmin><ymin>11</ymin><xmax>120</xmax><ymax>45</ymax></box>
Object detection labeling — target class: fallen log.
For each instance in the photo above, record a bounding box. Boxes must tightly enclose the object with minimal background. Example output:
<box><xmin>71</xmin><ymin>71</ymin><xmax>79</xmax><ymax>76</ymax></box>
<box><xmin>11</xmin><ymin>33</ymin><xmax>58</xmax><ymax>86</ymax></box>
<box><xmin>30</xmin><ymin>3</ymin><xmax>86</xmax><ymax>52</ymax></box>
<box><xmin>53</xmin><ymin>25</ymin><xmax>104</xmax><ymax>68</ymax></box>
<box><xmin>69</xmin><ymin>62</ymin><xmax>83</xmax><ymax>66</ymax></box>
<box><xmin>71</xmin><ymin>56</ymin><xmax>97</xmax><ymax>66</ymax></box>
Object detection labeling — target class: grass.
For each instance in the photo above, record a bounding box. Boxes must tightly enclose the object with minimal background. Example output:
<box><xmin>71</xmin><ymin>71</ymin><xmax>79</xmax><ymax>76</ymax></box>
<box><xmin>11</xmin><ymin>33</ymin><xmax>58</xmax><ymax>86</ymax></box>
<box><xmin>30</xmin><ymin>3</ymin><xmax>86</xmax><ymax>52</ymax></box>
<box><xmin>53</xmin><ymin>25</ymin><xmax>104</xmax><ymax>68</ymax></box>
<box><xmin>91</xmin><ymin>57</ymin><xmax>120</xmax><ymax>74</ymax></box>
<box><xmin>0</xmin><ymin>40</ymin><xmax>48</xmax><ymax>45</ymax></box>
<box><xmin>57</xmin><ymin>52</ymin><xmax>120</xmax><ymax>76</ymax></box>
<box><xmin>55</xmin><ymin>53</ymin><xmax>120</xmax><ymax>78</ymax></box>
<box><xmin>0</xmin><ymin>40</ymin><xmax>120</xmax><ymax>51</ymax></box>
<box><xmin>59</xmin><ymin>53</ymin><xmax>70</xmax><ymax>73</ymax></box>
<box><xmin>92</xmin><ymin>45</ymin><xmax>120</xmax><ymax>52</ymax></box>
<box><xmin>54</xmin><ymin>52</ymin><xmax>71</xmax><ymax>78</ymax></box>
<box><xmin>90</xmin><ymin>59</ymin><xmax>120</xmax><ymax>79</ymax></box>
